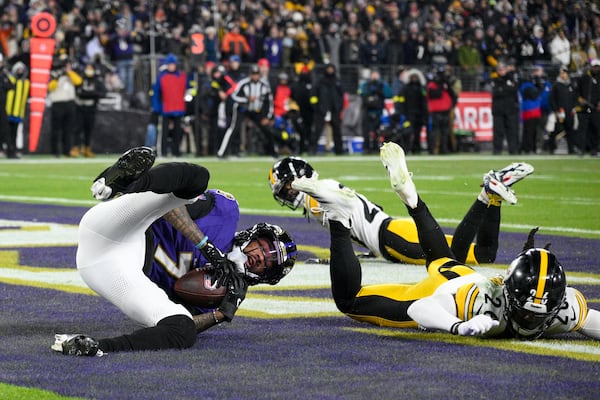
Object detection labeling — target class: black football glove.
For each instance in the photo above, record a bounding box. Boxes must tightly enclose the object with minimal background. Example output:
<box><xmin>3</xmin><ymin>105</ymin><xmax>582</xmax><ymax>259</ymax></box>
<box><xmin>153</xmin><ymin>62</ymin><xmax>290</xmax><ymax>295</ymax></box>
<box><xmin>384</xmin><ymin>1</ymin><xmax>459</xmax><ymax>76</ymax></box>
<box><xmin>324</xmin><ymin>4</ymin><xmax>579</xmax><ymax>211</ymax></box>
<box><xmin>199</xmin><ymin>240</ymin><xmax>237</xmax><ymax>288</ymax></box>
<box><xmin>217</xmin><ymin>273</ymin><xmax>249</xmax><ymax>322</ymax></box>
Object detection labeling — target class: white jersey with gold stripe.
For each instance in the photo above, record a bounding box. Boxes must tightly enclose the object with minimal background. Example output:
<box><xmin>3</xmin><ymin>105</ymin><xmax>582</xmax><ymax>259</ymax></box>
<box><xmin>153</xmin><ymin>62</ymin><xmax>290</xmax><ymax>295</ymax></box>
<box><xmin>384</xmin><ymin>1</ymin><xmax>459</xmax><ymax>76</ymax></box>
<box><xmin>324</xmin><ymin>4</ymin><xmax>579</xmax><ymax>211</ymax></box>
<box><xmin>454</xmin><ymin>276</ymin><xmax>589</xmax><ymax>337</ymax></box>
<box><xmin>303</xmin><ymin>192</ymin><xmax>390</xmax><ymax>256</ymax></box>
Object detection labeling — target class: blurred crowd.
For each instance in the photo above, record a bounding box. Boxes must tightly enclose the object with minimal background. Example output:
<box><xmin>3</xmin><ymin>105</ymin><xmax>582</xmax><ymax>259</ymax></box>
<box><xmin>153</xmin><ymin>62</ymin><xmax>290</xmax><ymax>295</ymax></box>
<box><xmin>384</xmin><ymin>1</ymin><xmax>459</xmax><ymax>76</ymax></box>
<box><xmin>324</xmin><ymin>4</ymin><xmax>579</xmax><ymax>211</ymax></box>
<box><xmin>0</xmin><ymin>0</ymin><xmax>599</xmax><ymax>158</ymax></box>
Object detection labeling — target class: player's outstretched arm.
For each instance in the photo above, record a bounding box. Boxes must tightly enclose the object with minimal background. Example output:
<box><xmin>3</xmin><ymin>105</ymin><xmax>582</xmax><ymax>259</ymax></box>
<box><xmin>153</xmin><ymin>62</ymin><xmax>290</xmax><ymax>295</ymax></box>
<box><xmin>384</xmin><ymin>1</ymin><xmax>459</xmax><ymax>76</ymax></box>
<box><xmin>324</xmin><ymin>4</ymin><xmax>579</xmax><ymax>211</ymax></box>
<box><xmin>408</xmin><ymin>294</ymin><xmax>499</xmax><ymax>336</ymax></box>
<box><xmin>163</xmin><ymin>205</ymin><xmax>236</xmax><ymax>287</ymax></box>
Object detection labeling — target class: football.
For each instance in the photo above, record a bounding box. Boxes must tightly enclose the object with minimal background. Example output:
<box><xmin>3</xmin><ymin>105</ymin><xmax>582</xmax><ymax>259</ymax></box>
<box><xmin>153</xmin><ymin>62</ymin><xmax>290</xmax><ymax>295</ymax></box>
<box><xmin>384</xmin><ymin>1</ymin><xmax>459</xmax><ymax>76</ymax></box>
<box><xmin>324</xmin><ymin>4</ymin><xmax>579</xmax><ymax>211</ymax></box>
<box><xmin>173</xmin><ymin>269</ymin><xmax>227</xmax><ymax>308</ymax></box>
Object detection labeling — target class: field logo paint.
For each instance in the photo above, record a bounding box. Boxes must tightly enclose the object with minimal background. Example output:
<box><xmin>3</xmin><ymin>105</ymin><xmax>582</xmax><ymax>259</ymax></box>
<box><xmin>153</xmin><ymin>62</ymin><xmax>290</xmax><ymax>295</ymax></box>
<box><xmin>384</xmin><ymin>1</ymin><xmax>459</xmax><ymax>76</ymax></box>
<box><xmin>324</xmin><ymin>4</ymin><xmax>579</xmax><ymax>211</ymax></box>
<box><xmin>0</xmin><ymin>219</ymin><xmax>78</xmax><ymax>246</ymax></box>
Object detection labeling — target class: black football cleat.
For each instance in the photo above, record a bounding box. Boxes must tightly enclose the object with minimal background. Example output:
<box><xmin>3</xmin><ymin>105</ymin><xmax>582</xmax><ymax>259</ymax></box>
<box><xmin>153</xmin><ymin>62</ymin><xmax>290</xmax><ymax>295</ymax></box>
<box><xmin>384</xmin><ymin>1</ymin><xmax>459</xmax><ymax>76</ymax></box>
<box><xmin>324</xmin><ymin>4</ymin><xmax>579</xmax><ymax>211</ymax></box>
<box><xmin>53</xmin><ymin>334</ymin><xmax>103</xmax><ymax>357</ymax></box>
<box><xmin>93</xmin><ymin>146</ymin><xmax>156</xmax><ymax>198</ymax></box>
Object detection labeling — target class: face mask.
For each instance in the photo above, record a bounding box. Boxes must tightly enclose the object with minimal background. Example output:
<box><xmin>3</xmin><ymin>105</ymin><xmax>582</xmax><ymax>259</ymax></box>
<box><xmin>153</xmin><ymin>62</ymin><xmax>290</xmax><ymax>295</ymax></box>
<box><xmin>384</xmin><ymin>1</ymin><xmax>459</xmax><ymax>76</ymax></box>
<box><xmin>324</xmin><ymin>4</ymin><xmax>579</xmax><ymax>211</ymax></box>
<box><xmin>85</xmin><ymin>68</ymin><xmax>95</xmax><ymax>77</ymax></box>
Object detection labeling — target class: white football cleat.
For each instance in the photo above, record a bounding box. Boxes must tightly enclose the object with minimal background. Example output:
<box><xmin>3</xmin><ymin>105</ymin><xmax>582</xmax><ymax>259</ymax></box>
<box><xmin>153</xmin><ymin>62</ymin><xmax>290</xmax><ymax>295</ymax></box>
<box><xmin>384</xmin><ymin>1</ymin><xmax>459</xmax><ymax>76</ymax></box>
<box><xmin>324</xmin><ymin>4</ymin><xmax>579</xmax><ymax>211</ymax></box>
<box><xmin>379</xmin><ymin>142</ymin><xmax>418</xmax><ymax>209</ymax></box>
<box><xmin>292</xmin><ymin>177</ymin><xmax>357</xmax><ymax>229</ymax></box>
<box><xmin>494</xmin><ymin>162</ymin><xmax>534</xmax><ymax>187</ymax></box>
<box><xmin>481</xmin><ymin>171</ymin><xmax>517</xmax><ymax>205</ymax></box>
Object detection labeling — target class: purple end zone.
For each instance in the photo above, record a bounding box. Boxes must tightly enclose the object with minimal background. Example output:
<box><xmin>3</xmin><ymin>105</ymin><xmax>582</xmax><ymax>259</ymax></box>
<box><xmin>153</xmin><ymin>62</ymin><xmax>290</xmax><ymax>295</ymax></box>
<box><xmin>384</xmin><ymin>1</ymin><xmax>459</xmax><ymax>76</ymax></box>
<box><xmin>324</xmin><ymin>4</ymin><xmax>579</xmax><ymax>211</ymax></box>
<box><xmin>0</xmin><ymin>283</ymin><xmax>599</xmax><ymax>399</ymax></box>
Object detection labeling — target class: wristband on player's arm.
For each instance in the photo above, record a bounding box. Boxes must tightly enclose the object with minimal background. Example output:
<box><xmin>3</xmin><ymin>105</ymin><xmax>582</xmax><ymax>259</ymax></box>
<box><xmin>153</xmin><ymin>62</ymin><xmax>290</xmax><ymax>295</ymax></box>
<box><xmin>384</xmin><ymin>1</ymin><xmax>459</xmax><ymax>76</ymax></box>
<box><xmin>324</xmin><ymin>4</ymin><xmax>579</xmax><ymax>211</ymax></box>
<box><xmin>195</xmin><ymin>236</ymin><xmax>209</xmax><ymax>249</ymax></box>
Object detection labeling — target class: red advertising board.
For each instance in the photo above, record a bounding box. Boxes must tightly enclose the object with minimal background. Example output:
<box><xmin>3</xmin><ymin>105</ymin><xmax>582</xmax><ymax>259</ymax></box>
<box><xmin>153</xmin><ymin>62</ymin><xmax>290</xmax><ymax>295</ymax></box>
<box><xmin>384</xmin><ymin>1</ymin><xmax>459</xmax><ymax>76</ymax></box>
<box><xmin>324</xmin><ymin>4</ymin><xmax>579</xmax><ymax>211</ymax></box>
<box><xmin>453</xmin><ymin>91</ymin><xmax>493</xmax><ymax>142</ymax></box>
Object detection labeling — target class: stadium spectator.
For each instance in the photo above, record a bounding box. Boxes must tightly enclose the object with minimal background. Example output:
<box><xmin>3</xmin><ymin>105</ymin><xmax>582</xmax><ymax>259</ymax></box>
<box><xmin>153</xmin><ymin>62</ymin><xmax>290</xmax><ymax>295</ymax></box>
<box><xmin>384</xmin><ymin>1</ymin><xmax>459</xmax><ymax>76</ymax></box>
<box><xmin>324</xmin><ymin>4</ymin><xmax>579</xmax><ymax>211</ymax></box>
<box><xmin>75</xmin><ymin>62</ymin><xmax>107</xmax><ymax>158</ymax></box>
<box><xmin>290</xmin><ymin>142</ymin><xmax>600</xmax><ymax>340</ymax></box>
<box><xmin>325</xmin><ymin>23</ymin><xmax>342</xmax><ymax>72</ymax></box>
<box><xmin>272</xmin><ymin>71</ymin><xmax>300</xmax><ymax>154</ymax></box>
<box><xmin>152</xmin><ymin>53</ymin><xmax>187</xmax><ymax>157</ymax></box>
<box><xmin>199</xmin><ymin>64</ymin><xmax>228</xmax><ymax>156</ymax></box>
<box><xmin>358</xmin><ymin>68</ymin><xmax>392</xmax><ymax>154</ymax></box>
<box><xmin>311</xmin><ymin>63</ymin><xmax>345</xmax><ymax>155</ymax></box>
<box><xmin>0</xmin><ymin>53</ymin><xmax>15</xmax><ymax>159</ymax></box>
<box><xmin>550</xmin><ymin>28</ymin><xmax>571</xmax><ymax>68</ymax></box>
<box><xmin>426</xmin><ymin>66</ymin><xmax>456</xmax><ymax>155</ymax></box>
<box><xmin>262</xmin><ymin>25</ymin><xmax>283</xmax><ymax>68</ymax></box>
<box><xmin>281</xmin><ymin>26</ymin><xmax>297</xmax><ymax>68</ymax></box>
<box><xmin>202</xmin><ymin>26</ymin><xmax>220</xmax><ymax>63</ymax></box>
<box><xmin>307</xmin><ymin>22</ymin><xmax>329</xmax><ymax>65</ymax></box>
<box><xmin>360</xmin><ymin>31</ymin><xmax>386</xmax><ymax>67</ymax></box>
<box><xmin>519</xmin><ymin>69</ymin><xmax>543</xmax><ymax>154</ymax></box>
<box><xmin>548</xmin><ymin>66</ymin><xmax>579</xmax><ymax>154</ymax></box>
<box><xmin>429</xmin><ymin>30</ymin><xmax>453</xmax><ymax>67</ymax></box>
<box><xmin>185</xmin><ymin>61</ymin><xmax>212</xmax><ymax>157</ymax></box>
<box><xmin>339</xmin><ymin>25</ymin><xmax>362</xmax><ymax>65</ymax></box>
<box><xmin>48</xmin><ymin>56</ymin><xmax>82</xmax><ymax>158</ymax></box>
<box><xmin>257</xmin><ymin>57</ymin><xmax>273</xmax><ymax>90</ymax></box>
<box><xmin>490</xmin><ymin>61</ymin><xmax>520</xmax><ymax>155</ymax></box>
<box><xmin>221</xmin><ymin>22</ymin><xmax>250</xmax><ymax>61</ymax></box>
<box><xmin>269</xmin><ymin>155</ymin><xmax>532</xmax><ymax>266</ymax></box>
<box><xmin>290</xmin><ymin>66</ymin><xmax>315</xmax><ymax>154</ymax></box>
<box><xmin>385</xmin><ymin>28</ymin><xmax>407</xmax><ymax>67</ymax></box>
<box><xmin>399</xmin><ymin>69</ymin><xmax>428</xmax><ymax>155</ymax></box>
<box><xmin>575</xmin><ymin>59</ymin><xmax>600</xmax><ymax>156</ymax></box>
<box><xmin>106</xmin><ymin>18</ymin><xmax>135</xmax><ymax>97</ymax></box>
<box><xmin>53</xmin><ymin>147</ymin><xmax>296</xmax><ymax>356</ymax></box>
<box><xmin>457</xmin><ymin>35</ymin><xmax>482</xmax><ymax>91</ymax></box>
<box><xmin>247</xmin><ymin>16</ymin><xmax>267</xmax><ymax>62</ymax></box>
<box><xmin>4</xmin><ymin>60</ymin><xmax>27</xmax><ymax>159</ymax></box>
<box><xmin>7</xmin><ymin>0</ymin><xmax>599</xmax><ymax>126</ymax></box>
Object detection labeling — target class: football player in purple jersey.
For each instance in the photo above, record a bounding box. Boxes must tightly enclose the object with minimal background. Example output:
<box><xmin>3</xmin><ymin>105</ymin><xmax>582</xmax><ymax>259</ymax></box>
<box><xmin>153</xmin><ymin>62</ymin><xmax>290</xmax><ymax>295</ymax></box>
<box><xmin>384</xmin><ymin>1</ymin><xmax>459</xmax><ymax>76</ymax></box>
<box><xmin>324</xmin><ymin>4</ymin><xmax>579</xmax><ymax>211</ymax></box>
<box><xmin>291</xmin><ymin>142</ymin><xmax>600</xmax><ymax>340</ymax></box>
<box><xmin>53</xmin><ymin>147</ymin><xmax>296</xmax><ymax>356</ymax></box>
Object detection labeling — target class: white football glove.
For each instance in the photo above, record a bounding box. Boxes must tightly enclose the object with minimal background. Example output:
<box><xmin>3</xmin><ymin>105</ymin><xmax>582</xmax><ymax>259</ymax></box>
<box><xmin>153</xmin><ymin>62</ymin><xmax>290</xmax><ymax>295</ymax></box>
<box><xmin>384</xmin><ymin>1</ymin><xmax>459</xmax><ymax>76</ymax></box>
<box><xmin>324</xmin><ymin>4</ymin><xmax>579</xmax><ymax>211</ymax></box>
<box><xmin>226</xmin><ymin>246</ymin><xmax>248</xmax><ymax>274</ymax></box>
<box><xmin>91</xmin><ymin>178</ymin><xmax>113</xmax><ymax>201</ymax></box>
<box><xmin>457</xmin><ymin>315</ymin><xmax>500</xmax><ymax>336</ymax></box>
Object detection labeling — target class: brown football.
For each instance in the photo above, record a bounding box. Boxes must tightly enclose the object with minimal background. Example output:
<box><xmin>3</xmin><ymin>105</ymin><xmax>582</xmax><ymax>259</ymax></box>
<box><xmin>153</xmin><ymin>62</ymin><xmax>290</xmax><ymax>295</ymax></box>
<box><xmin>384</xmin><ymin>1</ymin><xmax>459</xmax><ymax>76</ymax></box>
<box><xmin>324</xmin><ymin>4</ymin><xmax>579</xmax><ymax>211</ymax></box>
<box><xmin>174</xmin><ymin>269</ymin><xmax>227</xmax><ymax>308</ymax></box>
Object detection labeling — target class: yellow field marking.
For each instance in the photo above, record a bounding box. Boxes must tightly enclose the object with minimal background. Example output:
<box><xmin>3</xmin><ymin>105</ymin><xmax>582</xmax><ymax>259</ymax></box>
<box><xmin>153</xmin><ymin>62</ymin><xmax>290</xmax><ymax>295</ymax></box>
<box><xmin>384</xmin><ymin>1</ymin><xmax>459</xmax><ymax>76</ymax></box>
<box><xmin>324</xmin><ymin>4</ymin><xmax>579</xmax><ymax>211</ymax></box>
<box><xmin>347</xmin><ymin>327</ymin><xmax>600</xmax><ymax>362</ymax></box>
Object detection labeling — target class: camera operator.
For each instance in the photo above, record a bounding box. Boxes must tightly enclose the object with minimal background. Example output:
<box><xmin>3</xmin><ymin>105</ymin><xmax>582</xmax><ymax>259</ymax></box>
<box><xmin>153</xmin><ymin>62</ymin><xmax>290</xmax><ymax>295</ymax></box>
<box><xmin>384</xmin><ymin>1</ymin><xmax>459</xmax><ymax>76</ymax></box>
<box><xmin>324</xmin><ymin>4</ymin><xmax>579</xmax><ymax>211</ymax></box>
<box><xmin>426</xmin><ymin>65</ymin><xmax>456</xmax><ymax>155</ymax></box>
<box><xmin>48</xmin><ymin>54</ymin><xmax>82</xmax><ymax>157</ymax></box>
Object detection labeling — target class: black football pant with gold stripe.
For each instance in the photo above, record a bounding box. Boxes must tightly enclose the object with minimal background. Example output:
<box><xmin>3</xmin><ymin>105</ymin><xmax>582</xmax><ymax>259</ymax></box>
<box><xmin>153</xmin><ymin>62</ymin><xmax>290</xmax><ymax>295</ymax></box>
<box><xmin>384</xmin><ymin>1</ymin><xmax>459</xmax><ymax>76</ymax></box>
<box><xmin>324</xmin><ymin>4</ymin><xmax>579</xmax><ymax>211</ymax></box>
<box><xmin>379</xmin><ymin>198</ymin><xmax>501</xmax><ymax>265</ymax></box>
<box><xmin>329</xmin><ymin>197</ymin><xmax>476</xmax><ymax>328</ymax></box>
<box><xmin>451</xmin><ymin>199</ymin><xmax>500</xmax><ymax>264</ymax></box>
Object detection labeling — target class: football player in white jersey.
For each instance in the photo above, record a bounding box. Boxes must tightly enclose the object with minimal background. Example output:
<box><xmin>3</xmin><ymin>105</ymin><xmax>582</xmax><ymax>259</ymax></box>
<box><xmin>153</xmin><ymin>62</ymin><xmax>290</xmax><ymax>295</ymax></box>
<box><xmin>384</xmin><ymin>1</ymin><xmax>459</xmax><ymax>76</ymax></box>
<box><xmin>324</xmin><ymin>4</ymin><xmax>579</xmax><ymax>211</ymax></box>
<box><xmin>269</xmin><ymin>156</ymin><xmax>532</xmax><ymax>265</ymax></box>
<box><xmin>290</xmin><ymin>142</ymin><xmax>600</xmax><ymax>339</ymax></box>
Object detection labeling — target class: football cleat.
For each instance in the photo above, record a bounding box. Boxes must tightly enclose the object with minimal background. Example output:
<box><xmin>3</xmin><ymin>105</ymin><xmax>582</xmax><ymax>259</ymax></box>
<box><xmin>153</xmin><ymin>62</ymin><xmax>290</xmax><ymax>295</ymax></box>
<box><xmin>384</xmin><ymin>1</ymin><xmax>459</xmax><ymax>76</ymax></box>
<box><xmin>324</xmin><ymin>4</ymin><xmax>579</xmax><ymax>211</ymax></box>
<box><xmin>482</xmin><ymin>171</ymin><xmax>517</xmax><ymax>205</ymax></box>
<box><xmin>52</xmin><ymin>334</ymin><xmax>104</xmax><ymax>357</ymax></box>
<box><xmin>494</xmin><ymin>162</ymin><xmax>534</xmax><ymax>187</ymax></box>
<box><xmin>291</xmin><ymin>177</ymin><xmax>357</xmax><ymax>229</ymax></box>
<box><xmin>379</xmin><ymin>142</ymin><xmax>418</xmax><ymax>209</ymax></box>
<box><xmin>92</xmin><ymin>146</ymin><xmax>156</xmax><ymax>200</ymax></box>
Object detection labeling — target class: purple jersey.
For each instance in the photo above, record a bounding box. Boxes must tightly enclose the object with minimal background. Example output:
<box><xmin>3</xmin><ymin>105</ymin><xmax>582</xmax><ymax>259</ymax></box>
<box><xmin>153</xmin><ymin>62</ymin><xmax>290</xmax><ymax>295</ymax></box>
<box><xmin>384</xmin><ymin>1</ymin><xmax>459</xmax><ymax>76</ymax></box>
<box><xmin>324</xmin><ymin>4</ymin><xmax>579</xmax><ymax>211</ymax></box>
<box><xmin>144</xmin><ymin>189</ymin><xmax>240</xmax><ymax>310</ymax></box>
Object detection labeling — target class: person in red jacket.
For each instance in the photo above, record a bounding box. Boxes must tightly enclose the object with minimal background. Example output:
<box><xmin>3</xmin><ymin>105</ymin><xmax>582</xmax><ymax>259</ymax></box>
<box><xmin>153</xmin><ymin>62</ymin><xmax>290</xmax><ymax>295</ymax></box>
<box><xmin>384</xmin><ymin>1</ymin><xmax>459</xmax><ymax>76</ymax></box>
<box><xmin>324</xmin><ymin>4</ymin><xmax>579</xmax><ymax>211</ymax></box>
<box><xmin>426</xmin><ymin>66</ymin><xmax>457</xmax><ymax>155</ymax></box>
<box><xmin>152</xmin><ymin>54</ymin><xmax>187</xmax><ymax>157</ymax></box>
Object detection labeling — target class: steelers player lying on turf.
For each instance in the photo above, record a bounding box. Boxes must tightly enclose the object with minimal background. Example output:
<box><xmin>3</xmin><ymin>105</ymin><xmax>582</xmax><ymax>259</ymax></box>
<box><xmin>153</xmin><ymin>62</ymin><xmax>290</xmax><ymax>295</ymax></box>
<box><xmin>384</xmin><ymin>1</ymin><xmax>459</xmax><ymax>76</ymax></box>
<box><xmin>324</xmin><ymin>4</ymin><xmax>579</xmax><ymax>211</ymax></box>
<box><xmin>290</xmin><ymin>142</ymin><xmax>600</xmax><ymax>339</ymax></box>
<box><xmin>269</xmin><ymin>156</ymin><xmax>533</xmax><ymax>265</ymax></box>
<box><xmin>52</xmin><ymin>147</ymin><xmax>297</xmax><ymax>356</ymax></box>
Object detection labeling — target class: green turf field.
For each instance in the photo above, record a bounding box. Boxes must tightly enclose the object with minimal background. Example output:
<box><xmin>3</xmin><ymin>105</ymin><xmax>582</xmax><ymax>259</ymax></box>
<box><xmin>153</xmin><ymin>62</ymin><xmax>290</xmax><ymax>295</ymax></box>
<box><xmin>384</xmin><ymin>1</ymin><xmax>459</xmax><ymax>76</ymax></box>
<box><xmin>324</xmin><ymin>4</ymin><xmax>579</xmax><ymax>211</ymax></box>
<box><xmin>1</xmin><ymin>153</ymin><xmax>599</xmax><ymax>238</ymax></box>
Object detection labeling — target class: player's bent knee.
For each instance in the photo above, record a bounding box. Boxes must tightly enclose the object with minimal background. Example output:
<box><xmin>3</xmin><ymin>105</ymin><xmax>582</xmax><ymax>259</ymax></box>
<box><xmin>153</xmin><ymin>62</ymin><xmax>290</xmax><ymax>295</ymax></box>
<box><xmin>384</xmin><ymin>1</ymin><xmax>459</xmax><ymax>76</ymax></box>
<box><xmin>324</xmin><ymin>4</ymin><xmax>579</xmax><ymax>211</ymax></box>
<box><xmin>333</xmin><ymin>297</ymin><xmax>354</xmax><ymax>314</ymax></box>
<box><xmin>156</xmin><ymin>314</ymin><xmax>197</xmax><ymax>349</ymax></box>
